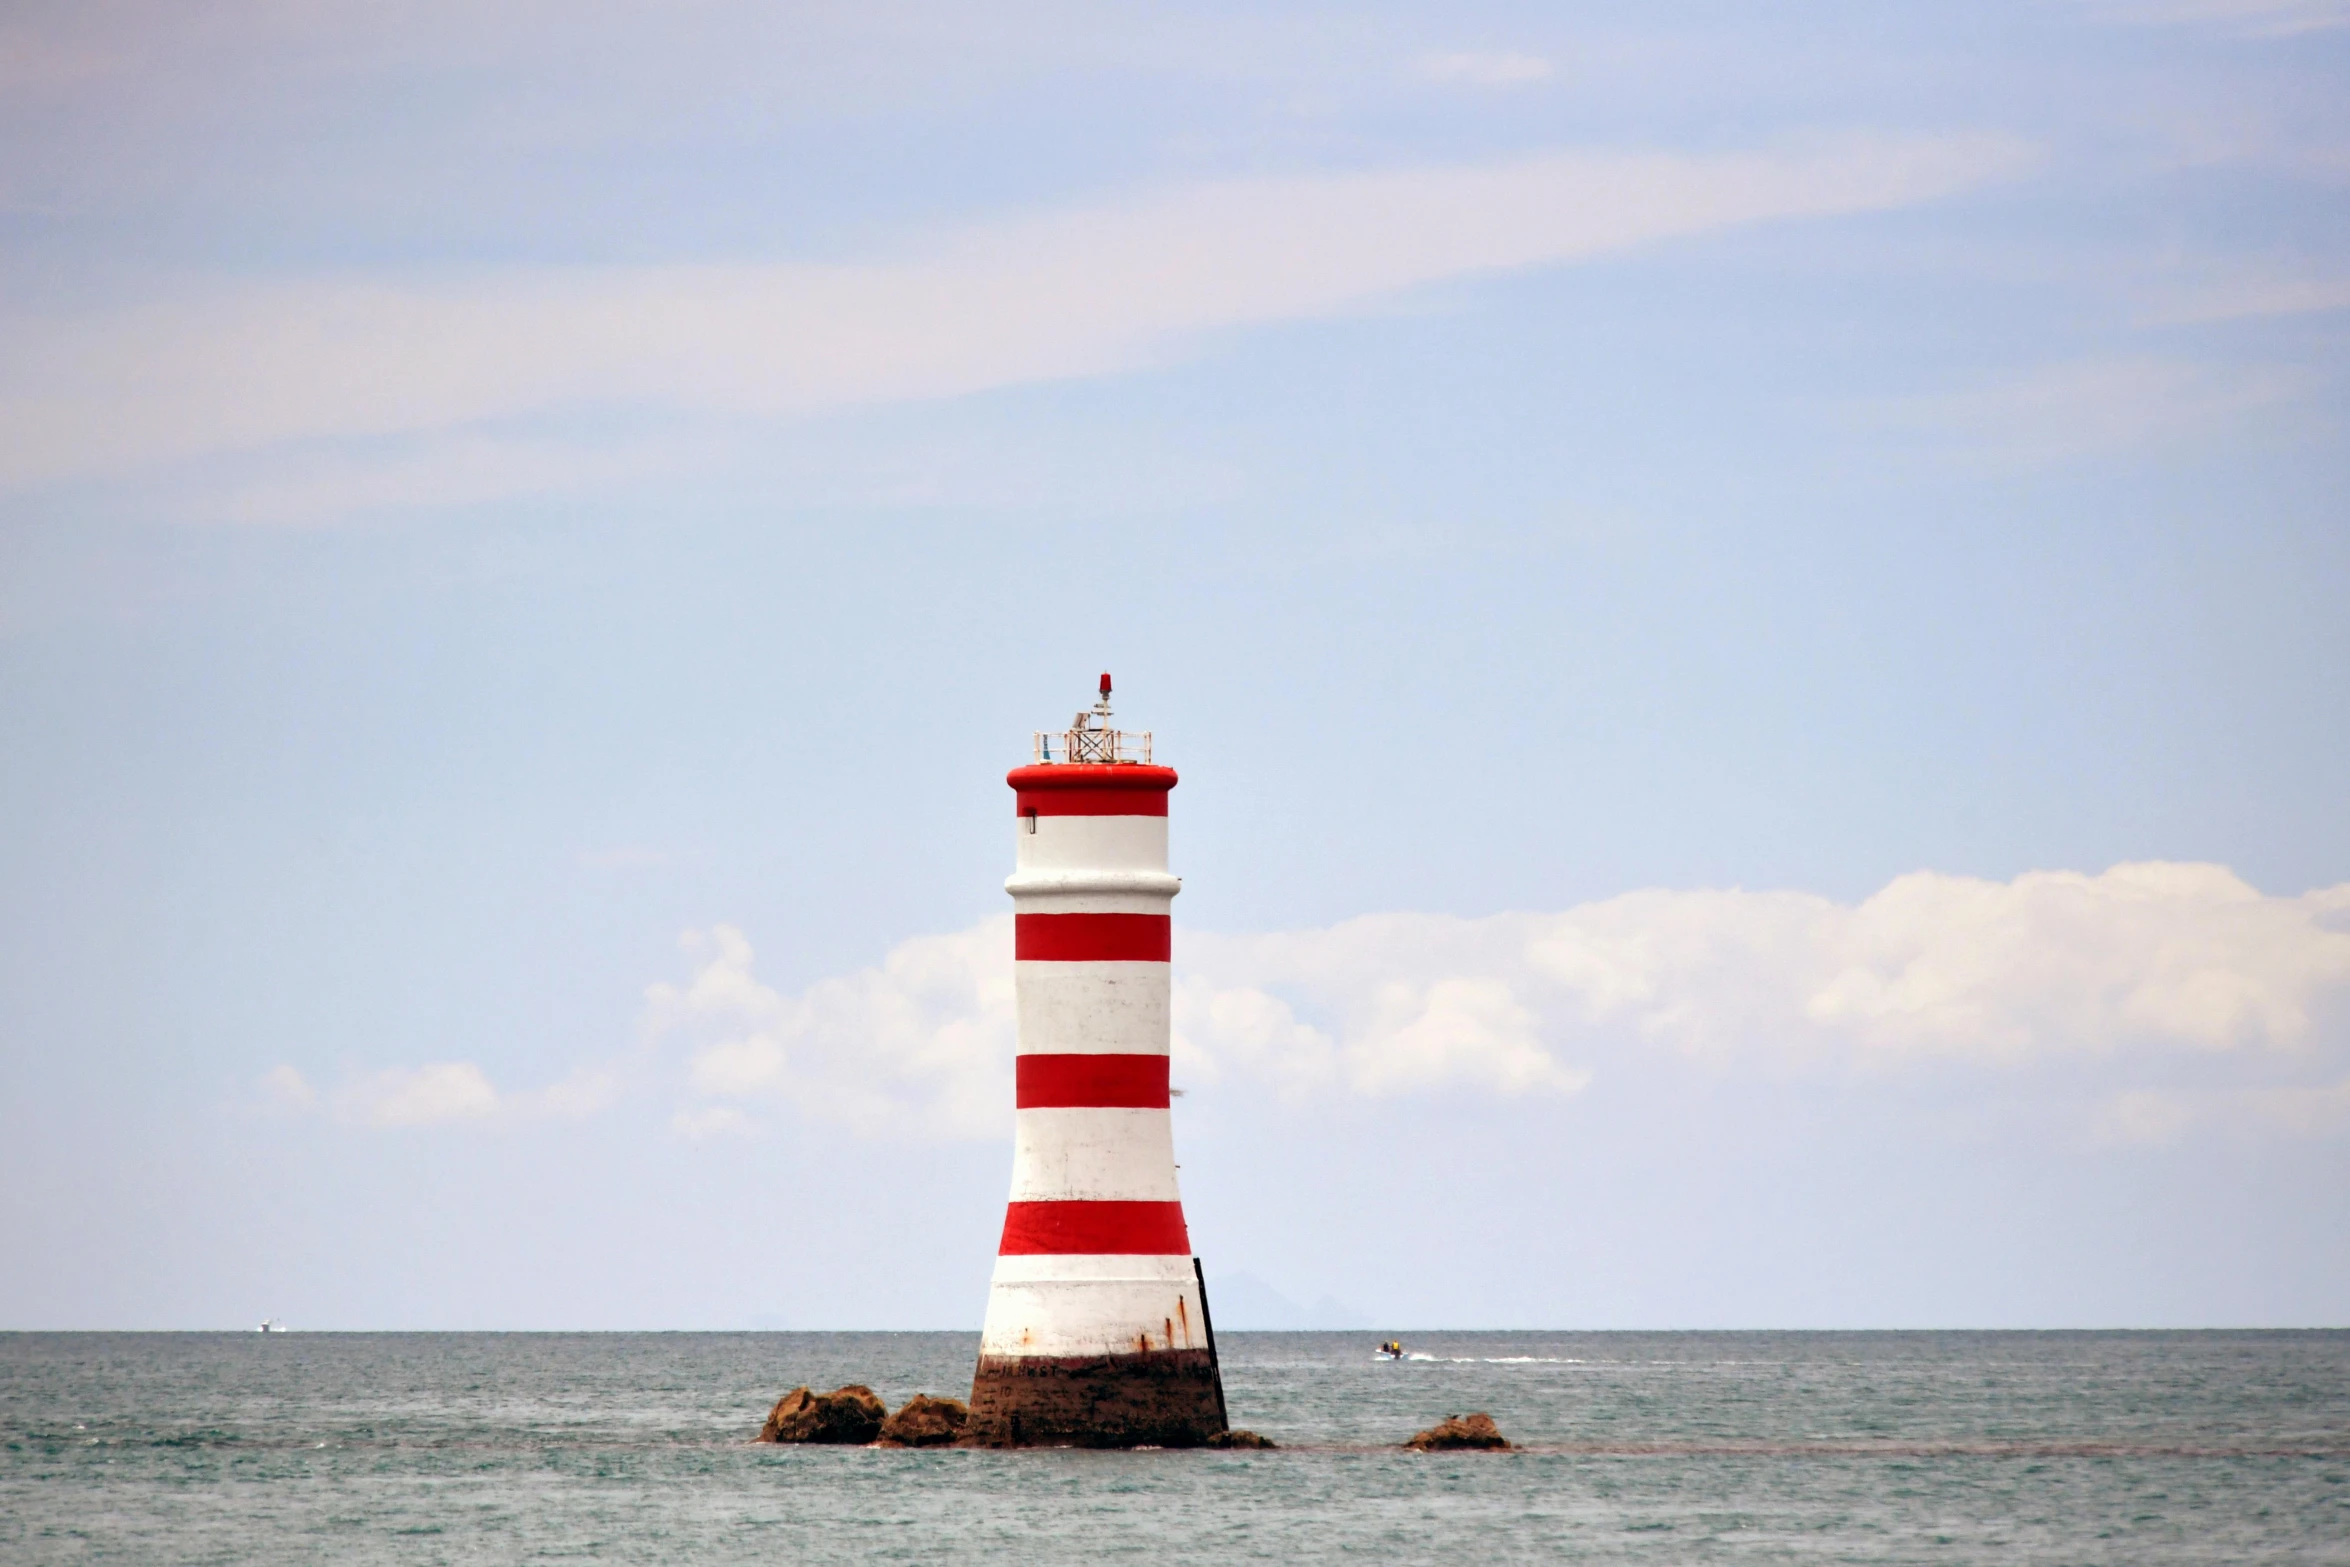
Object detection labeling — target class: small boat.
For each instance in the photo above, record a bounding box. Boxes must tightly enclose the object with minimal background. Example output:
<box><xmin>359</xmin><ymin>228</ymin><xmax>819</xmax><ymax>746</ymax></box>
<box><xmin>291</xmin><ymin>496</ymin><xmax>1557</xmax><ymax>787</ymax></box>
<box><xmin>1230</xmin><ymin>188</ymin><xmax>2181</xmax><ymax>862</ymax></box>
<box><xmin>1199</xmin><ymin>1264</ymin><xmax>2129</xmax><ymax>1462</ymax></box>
<box><xmin>1374</xmin><ymin>1340</ymin><xmax>1406</xmax><ymax>1360</ymax></box>
<box><xmin>257</xmin><ymin>1319</ymin><xmax>286</xmax><ymax>1334</ymax></box>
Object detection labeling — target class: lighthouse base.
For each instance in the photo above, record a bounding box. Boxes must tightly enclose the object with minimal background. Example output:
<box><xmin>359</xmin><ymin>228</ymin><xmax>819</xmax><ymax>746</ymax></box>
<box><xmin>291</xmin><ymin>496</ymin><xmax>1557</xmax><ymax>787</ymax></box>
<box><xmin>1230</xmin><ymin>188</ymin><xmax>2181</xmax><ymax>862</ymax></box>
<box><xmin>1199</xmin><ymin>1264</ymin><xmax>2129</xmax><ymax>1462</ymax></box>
<box><xmin>963</xmin><ymin>1348</ymin><xmax>1227</xmax><ymax>1448</ymax></box>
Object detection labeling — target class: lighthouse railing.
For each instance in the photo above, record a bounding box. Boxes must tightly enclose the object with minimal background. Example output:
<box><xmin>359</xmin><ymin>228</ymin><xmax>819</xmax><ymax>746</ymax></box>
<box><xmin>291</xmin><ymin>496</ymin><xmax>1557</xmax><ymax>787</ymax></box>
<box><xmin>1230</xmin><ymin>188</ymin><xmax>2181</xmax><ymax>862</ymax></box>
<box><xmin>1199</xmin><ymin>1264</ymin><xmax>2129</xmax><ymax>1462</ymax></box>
<box><xmin>1032</xmin><ymin>728</ymin><xmax>1153</xmax><ymax>765</ymax></box>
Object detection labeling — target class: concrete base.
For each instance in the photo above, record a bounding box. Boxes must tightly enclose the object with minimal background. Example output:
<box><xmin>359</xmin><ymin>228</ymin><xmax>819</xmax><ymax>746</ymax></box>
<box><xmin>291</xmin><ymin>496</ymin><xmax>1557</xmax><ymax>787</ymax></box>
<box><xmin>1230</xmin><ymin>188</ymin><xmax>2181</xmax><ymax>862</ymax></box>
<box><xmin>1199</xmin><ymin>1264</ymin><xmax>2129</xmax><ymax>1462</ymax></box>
<box><xmin>963</xmin><ymin>1348</ymin><xmax>1227</xmax><ymax>1448</ymax></box>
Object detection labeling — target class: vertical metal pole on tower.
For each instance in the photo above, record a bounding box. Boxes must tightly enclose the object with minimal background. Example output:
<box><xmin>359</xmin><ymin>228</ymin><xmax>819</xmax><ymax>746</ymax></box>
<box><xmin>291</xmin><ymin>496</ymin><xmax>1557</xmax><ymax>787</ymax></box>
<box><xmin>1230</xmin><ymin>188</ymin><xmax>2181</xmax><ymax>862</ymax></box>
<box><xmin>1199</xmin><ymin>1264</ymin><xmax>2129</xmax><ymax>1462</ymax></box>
<box><xmin>1193</xmin><ymin>1256</ymin><xmax>1229</xmax><ymax>1433</ymax></box>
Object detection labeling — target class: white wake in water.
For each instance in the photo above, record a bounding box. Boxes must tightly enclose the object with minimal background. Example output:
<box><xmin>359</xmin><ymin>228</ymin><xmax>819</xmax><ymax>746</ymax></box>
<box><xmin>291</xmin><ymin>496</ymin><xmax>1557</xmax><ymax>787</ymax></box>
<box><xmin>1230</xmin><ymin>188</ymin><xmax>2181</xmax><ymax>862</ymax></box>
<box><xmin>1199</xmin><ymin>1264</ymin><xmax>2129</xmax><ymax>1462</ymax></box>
<box><xmin>1379</xmin><ymin>1354</ymin><xmax>1585</xmax><ymax>1364</ymax></box>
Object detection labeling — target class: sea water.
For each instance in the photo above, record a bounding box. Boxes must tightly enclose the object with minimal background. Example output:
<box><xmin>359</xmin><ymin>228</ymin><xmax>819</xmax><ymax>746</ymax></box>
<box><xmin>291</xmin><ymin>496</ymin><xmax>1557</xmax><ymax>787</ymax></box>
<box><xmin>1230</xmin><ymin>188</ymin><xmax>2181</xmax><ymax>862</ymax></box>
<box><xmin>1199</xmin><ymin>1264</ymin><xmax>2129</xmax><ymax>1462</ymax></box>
<box><xmin>3</xmin><ymin>1330</ymin><xmax>2345</xmax><ymax>1563</ymax></box>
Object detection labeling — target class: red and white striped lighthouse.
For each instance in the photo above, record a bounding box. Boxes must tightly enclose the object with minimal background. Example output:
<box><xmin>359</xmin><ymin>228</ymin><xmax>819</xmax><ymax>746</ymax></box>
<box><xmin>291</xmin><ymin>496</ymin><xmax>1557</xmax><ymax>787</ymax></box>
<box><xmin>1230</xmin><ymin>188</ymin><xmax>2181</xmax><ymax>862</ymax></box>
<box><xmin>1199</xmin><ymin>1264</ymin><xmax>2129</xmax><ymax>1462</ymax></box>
<box><xmin>964</xmin><ymin>674</ymin><xmax>1229</xmax><ymax>1448</ymax></box>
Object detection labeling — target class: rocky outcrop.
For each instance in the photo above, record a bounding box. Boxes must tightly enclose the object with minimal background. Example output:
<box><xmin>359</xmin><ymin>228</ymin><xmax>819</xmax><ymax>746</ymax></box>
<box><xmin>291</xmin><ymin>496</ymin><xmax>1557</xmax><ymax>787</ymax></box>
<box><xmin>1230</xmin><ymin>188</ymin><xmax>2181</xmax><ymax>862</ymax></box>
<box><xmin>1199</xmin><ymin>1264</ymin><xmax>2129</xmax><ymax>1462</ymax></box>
<box><xmin>1405</xmin><ymin>1413</ymin><xmax>1510</xmax><ymax>1451</ymax></box>
<box><xmin>1205</xmin><ymin>1428</ymin><xmax>1276</xmax><ymax>1449</ymax></box>
<box><xmin>876</xmin><ymin>1394</ymin><xmax>969</xmax><ymax>1448</ymax></box>
<box><xmin>757</xmin><ymin>1385</ymin><xmax>887</xmax><ymax>1445</ymax></box>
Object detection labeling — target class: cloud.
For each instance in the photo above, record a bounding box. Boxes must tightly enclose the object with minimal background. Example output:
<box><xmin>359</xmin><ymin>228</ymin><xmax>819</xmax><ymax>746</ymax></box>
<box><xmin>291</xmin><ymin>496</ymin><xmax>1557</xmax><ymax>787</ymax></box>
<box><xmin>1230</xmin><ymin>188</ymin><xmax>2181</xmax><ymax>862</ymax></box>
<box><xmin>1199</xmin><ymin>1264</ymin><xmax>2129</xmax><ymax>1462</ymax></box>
<box><xmin>670</xmin><ymin>1105</ymin><xmax>756</xmax><ymax>1142</ymax></box>
<box><xmin>274</xmin><ymin>862</ymin><xmax>2349</xmax><ymax>1139</ymax></box>
<box><xmin>1171</xmin><ymin>966</ymin><xmax>1589</xmax><ymax>1097</ymax></box>
<box><xmin>2092</xmin><ymin>1088</ymin><xmax>2204</xmax><ymax>1146</ymax></box>
<box><xmin>192</xmin><ymin>432</ymin><xmax>699</xmax><ymax>528</ymax></box>
<box><xmin>2094</xmin><ymin>1076</ymin><xmax>2350</xmax><ymax>1146</ymax></box>
<box><xmin>1185</xmin><ymin>863</ymin><xmax>2350</xmax><ymax>1078</ymax></box>
<box><xmin>649</xmin><ymin>863</ymin><xmax>2350</xmax><ymax>1140</ymax></box>
<box><xmin>341</xmin><ymin>1061</ymin><xmax>501</xmax><ymax>1126</ymax></box>
<box><xmin>647</xmin><ymin>922</ymin><xmax>1016</xmax><ymax>1139</ymax></box>
<box><xmin>0</xmin><ymin>133</ymin><xmax>2034</xmax><ymax>488</ymax></box>
<box><xmin>260</xmin><ymin>1056</ymin><xmax>623</xmax><ymax>1126</ymax></box>
<box><xmin>258</xmin><ymin>1064</ymin><xmax>316</xmax><ymax>1114</ymax></box>
<box><xmin>514</xmin><ymin>1064</ymin><xmax>623</xmax><ymax>1120</ymax></box>
<box><xmin>2080</xmin><ymin>0</ymin><xmax>2350</xmax><ymax>35</ymax></box>
<box><xmin>1883</xmin><ymin>356</ymin><xmax>2319</xmax><ymax>467</ymax></box>
<box><xmin>1419</xmin><ymin>51</ymin><xmax>1555</xmax><ymax>86</ymax></box>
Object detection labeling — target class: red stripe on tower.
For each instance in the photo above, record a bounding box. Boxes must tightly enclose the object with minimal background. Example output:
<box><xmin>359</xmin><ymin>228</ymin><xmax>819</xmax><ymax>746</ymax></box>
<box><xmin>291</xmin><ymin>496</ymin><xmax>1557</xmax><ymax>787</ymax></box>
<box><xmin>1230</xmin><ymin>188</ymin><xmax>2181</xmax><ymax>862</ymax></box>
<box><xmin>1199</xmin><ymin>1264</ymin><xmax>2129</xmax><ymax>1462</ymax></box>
<box><xmin>1010</xmin><ymin>763</ymin><xmax>1178</xmax><ymax>817</ymax></box>
<box><xmin>1014</xmin><ymin>913</ymin><xmax>1171</xmax><ymax>962</ymax></box>
<box><xmin>1017</xmin><ymin>1053</ymin><xmax>1170</xmax><ymax>1109</ymax></box>
<box><xmin>998</xmin><ymin>1200</ymin><xmax>1192</xmax><ymax>1256</ymax></box>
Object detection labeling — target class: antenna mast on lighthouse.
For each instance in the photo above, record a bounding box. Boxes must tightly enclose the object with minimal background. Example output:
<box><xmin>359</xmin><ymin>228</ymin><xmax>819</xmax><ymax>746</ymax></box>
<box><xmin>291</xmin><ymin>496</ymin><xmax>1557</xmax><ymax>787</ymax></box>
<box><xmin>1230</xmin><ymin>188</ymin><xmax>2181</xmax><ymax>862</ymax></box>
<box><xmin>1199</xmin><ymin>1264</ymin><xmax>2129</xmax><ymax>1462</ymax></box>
<box><xmin>1035</xmin><ymin>671</ymin><xmax>1152</xmax><ymax>766</ymax></box>
<box><xmin>967</xmin><ymin>672</ymin><xmax>1226</xmax><ymax>1448</ymax></box>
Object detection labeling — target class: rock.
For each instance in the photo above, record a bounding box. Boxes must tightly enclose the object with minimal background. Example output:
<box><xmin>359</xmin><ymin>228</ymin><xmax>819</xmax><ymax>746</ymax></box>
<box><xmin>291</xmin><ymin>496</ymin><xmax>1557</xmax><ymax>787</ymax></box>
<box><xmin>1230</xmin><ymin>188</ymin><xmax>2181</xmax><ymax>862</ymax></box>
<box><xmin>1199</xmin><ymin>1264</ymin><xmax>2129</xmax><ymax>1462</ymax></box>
<box><xmin>1405</xmin><ymin>1413</ymin><xmax>1510</xmax><ymax>1451</ymax></box>
<box><xmin>875</xmin><ymin>1394</ymin><xmax>968</xmax><ymax>1447</ymax></box>
<box><xmin>756</xmin><ymin>1385</ymin><xmax>887</xmax><ymax>1445</ymax></box>
<box><xmin>1205</xmin><ymin>1428</ymin><xmax>1276</xmax><ymax>1449</ymax></box>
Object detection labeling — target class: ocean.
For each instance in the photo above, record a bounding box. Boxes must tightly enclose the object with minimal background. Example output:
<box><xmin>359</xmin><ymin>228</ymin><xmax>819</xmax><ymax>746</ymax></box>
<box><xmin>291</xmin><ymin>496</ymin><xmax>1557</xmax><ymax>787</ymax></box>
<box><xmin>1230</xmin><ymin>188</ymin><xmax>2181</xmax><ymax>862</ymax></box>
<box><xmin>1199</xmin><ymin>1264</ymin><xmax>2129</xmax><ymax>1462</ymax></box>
<box><xmin>3</xmin><ymin>1330</ymin><xmax>2345</xmax><ymax>1562</ymax></box>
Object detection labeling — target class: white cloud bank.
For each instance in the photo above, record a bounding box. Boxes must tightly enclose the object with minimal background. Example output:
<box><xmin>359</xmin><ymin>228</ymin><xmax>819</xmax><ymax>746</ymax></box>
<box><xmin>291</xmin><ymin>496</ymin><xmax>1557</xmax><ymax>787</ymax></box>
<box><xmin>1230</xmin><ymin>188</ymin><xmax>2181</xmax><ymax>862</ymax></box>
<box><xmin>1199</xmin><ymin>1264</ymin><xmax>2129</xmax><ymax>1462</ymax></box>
<box><xmin>1194</xmin><ymin>861</ymin><xmax>2350</xmax><ymax>1069</ymax></box>
<box><xmin>257</xmin><ymin>1057</ymin><xmax>617</xmax><ymax>1127</ymax></box>
<box><xmin>342</xmin><ymin>1062</ymin><xmax>500</xmax><ymax>1126</ymax></box>
<box><xmin>259</xmin><ymin>862</ymin><xmax>2348</xmax><ymax>1139</ymax></box>
<box><xmin>258</xmin><ymin>1064</ymin><xmax>317</xmax><ymax>1114</ymax></box>
<box><xmin>647</xmin><ymin>923</ymin><xmax>1016</xmax><ymax>1139</ymax></box>
<box><xmin>655</xmin><ymin>863</ymin><xmax>2350</xmax><ymax>1139</ymax></box>
<box><xmin>0</xmin><ymin>133</ymin><xmax>2032</xmax><ymax>487</ymax></box>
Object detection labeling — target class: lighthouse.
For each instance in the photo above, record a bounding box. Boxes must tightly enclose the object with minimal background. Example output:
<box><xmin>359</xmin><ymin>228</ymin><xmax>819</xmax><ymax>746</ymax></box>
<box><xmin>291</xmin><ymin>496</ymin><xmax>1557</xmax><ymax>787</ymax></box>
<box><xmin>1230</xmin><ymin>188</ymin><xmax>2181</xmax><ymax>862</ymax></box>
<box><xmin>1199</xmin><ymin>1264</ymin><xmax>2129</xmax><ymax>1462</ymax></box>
<box><xmin>964</xmin><ymin>674</ymin><xmax>1229</xmax><ymax>1448</ymax></box>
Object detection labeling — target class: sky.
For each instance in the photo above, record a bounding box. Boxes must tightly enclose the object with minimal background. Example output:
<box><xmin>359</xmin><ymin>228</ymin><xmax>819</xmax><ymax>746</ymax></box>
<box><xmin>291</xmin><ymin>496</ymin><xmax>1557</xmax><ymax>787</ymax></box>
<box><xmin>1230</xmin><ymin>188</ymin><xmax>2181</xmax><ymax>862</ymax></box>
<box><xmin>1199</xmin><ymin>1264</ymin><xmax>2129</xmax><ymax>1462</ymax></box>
<box><xmin>1</xmin><ymin>0</ymin><xmax>2346</xmax><ymax>1331</ymax></box>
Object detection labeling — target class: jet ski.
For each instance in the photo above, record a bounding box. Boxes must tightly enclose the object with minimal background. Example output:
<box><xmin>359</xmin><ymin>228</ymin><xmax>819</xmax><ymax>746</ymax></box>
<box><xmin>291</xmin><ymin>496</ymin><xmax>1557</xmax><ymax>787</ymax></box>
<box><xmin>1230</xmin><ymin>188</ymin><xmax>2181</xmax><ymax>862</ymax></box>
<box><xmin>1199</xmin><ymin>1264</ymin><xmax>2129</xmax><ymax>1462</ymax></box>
<box><xmin>1374</xmin><ymin>1340</ymin><xmax>1406</xmax><ymax>1361</ymax></box>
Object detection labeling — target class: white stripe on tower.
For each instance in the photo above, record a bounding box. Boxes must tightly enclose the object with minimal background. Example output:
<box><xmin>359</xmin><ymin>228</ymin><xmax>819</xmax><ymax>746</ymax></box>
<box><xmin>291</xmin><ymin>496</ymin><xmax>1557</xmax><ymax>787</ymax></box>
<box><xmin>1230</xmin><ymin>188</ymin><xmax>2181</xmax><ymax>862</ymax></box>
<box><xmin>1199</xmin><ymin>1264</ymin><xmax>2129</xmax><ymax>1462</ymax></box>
<box><xmin>1007</xmin><ymin>1109</ymin><xmax>1183</xmax><ymax>1202</ymax></box>
<box><xmin>1013</xmin><ymin>962</ymin><xmax>1168</xmax><ymax>1055</ymax></box>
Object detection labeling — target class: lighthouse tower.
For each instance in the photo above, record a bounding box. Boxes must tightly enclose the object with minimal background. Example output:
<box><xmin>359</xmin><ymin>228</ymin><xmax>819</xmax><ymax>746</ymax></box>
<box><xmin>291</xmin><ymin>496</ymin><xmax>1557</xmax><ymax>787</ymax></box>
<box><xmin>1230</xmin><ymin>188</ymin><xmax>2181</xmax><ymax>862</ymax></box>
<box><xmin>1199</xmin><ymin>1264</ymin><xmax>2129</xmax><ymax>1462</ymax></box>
<box><xmin>964</xmin><ymin>674</ymin><xmax>1228</xmax><ymax>1448</ymax></box>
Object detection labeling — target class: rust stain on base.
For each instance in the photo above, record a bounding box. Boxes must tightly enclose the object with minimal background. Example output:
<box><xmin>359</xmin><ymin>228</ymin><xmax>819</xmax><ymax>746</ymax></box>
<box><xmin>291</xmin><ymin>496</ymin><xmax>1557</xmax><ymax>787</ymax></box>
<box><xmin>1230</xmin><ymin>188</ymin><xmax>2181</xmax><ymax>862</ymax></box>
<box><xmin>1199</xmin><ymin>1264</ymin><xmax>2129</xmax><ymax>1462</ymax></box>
<box><xmin>963</xmin><ymin>1348</ymin><xmax>1227</xmax><ymax>1448</ymax></box>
